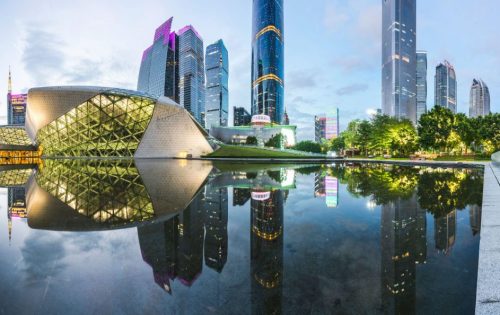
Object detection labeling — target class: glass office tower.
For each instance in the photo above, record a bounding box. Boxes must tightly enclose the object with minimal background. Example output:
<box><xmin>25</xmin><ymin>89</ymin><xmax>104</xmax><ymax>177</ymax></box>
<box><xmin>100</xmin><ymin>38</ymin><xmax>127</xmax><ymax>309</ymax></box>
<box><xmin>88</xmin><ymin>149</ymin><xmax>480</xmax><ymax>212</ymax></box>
<box><xmin>251</xmin><ymin>0</ymin><xmax>284</xmax><ymax>124</ymax></box>
<box><xmin>7</xmin><ymin>69</ymin><xmax>27</xmax><ymax>125</ymax></box>
<box><xmin>205</xmin><ymin>40</ymin><xmax>229</xmax><ymax>130</ymax></box>
<box><xmin>469</xmin><ymin>79</ymin><xmax>490</xmax><ymax>118</ymax></box>
<box><xmin>179</xmin><ymin>25</ymin><xmax>205</xmax><ymax>125</ymax></box>
<box><xmin>234</xmin><ymin>107</ymin><xmax>252</xmax><ymax>126</ymax></box>
<box><xmin>416</xmin><ymin>51</ymin><xmax>427</xmax><ymax>122</ymax></box>
<box><xmin>435</xmin><ymin>60</ymin><xmax>457</xmax><ymax>114</ymax></box>
<box><xmin>137</xmin><ymin>17</ymin><xmax>179</xmax><ymax>103</ymax></box>
<box><xmin>382</xmin><ymin>0</ymin><xmax>417</xmax><ymax>124</ymax></box>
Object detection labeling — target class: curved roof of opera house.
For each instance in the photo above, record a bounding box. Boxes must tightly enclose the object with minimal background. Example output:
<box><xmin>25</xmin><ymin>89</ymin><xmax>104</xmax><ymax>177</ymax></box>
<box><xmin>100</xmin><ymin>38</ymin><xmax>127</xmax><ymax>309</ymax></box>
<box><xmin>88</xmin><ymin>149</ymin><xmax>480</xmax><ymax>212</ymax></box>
<box><xmin>19</xmin><ymin>86</ymin><xmax>213</xmax><ymax>158</ymax></box>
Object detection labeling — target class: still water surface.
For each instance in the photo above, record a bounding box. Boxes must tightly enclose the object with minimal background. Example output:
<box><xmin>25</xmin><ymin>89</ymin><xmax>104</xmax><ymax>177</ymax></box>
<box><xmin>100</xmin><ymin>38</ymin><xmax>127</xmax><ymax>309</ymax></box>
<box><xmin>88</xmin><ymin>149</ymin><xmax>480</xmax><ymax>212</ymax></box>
<box><xmin>0</xmin><ymin>160</ymin><xmax>483</xmax><ymax>314</ymax></box>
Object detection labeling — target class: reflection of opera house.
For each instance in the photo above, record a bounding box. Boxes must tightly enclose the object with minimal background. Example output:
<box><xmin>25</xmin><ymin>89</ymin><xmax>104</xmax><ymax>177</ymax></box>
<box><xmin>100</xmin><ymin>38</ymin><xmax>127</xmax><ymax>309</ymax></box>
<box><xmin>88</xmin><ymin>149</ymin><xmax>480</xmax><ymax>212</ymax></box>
<box><xmin>2</xmin><ymin>86</ymin><xmax>213</xmax><ymax>158</ymax></box>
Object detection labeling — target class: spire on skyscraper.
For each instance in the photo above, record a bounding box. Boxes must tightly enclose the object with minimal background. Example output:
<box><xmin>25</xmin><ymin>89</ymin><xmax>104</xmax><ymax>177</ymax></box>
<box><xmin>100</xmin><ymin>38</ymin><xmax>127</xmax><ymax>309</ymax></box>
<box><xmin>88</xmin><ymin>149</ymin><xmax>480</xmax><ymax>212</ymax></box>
<box><xmin>8</xmin><ymin>66</ymin><xmax>12</xmax><ymax>94</ymax></box>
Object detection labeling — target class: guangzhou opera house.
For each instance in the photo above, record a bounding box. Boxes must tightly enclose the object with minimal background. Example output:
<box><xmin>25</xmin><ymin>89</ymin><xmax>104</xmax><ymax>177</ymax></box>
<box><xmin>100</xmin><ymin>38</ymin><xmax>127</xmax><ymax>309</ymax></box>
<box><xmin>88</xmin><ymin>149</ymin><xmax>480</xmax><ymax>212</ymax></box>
<box><xmin>1</xmin><ymin>86</ymin><xmax>213</xmax><ymax>158</ymax></box>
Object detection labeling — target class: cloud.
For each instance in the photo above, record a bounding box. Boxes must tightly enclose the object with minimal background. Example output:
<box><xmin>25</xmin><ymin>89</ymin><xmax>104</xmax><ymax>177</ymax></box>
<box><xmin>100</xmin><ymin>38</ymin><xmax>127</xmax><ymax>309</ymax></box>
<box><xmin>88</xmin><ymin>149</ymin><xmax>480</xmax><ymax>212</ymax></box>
<box><xmin>22</xmin><ymin>28</ymin><xmax>66</xmax><ymax>86</ymax></box>
<box><xmin>332</xmin><ymin>57</ymin><xmax>371</xmax><ymax>73</ymax></box>
<box><xmin>336</xmin><ymin>84</ymin><xmax>369</xmax><ymax>96</ymax></box>
<box><xmin>21</xmin><ymin>27</ymin><xmax>131</xmax><ymax>88</ymax></box>
<box><xmin>323</xmin><ymin>4</ymin><xmax>350</xmax><ymax>32</ymax></box>
<box><xmin>21</xmin><ymin>232</ymin><xmax>66</xmax><ymax>283</ymax></box>
<box><xmin>286</xmin><ymin>70</ymin><xmax>318</xmax><ymax>89</ymax></box>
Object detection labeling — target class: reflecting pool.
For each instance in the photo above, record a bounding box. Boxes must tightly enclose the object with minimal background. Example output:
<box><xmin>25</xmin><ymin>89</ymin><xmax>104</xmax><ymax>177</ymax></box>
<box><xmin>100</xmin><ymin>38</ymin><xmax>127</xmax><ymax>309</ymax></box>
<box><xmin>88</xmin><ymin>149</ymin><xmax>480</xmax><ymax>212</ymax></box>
<box><xmin>0</xmin><ymin>160</ymin><xmax>483</xmax><ymax>314</ymax></box>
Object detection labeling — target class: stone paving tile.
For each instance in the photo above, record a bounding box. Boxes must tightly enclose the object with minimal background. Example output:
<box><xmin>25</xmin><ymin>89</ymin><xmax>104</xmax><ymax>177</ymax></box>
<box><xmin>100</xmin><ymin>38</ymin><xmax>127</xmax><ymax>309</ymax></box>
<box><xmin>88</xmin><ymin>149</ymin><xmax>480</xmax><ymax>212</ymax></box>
<box><xmin>477</xmin><ymin>163</ymin><xmax>500</xmax><ymax>314</ymax></box>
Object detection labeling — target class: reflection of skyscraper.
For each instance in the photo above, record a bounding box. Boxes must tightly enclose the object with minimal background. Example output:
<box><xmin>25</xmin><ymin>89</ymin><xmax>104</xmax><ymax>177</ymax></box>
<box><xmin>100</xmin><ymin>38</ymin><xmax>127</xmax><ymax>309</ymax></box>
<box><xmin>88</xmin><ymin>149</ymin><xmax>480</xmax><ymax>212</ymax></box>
<box><xmin>138</xmin><ymin>192</ymin><xmax>206</xmax><ymax>293</ymax></box>
<box><xmin>204</xmin><ymin>185</ymin><xmax>228</xmax><ymax>272</ymax></box>
<box><xmin>233</xmin><ymin>188</ymin><xmax>251</xmax><ymax>206</ymax></box>
<box><xmin>435</xmin><ymin>210</ymin><xmax>457</xmax><ymax>254</ymax></box>
<box><xmin>138</xmin><ymin>218</ymin><xmax>179</xmax><ymax>293</ymax></box>
<box><xmin>469</xmin><ymin>205</ymin><xmax>482</xmax><ymax>236</ymax></box>
<box><xmin>7</xmin><ymin>187</ymin><xmax>27</xmax><ymax>241</ymax></box>
<box><xmin>415</xmin><ymin>204</ymin><xmax>427</xmax><ymax>264</ymax></box>
<box><xmin>381</xmin><ymin>194</ymin><xmax>423</xmax><ymax>314</ymax></box>
<box><xmin>251</xmin><ymin>189</ymin><xmax>283</xmax><ymax>314</ymax></box>
<box><xmin>325</xmin><ymin>176</ymin><xmax>338</xmax><ymax>208</ymax></box>
<box><xmin>177</xmin><ymin>193</ymin><xmax>205</xmax><ymax>285</ymax></box>
<box><xmin>314</xmin><ymin>173</ymin><xmax>326</xmax><ymax>197</ymax></box>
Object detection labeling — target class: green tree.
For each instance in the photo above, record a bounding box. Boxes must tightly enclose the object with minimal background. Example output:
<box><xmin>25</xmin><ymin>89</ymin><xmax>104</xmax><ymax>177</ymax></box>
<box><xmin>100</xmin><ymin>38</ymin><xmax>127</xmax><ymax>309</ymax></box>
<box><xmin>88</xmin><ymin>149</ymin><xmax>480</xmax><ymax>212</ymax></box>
<box><xmin>246</xmin><ymin>136</ymin><xmax>258</xmax><ymax>145</ymax></box>
<box><xmin>329</xmin><ymin>136</ymin><xmax>346</xmax><ymax>153</ymax></box>
<box><xmin>265</xmin><ymin>134</ymin><xmax>286</xmax><ymax>149</ymax></box>
<box><xmin>292</xmin><ymin>141</ymin><xmax>322</xmax><ymax>153</ymax></box>
<box><xmin>357</xmin><ymin>120</ymin><xmax>372</xmax><ymax>155</ymax></box>
<box><xmin>389</xmin><ymin>120</ymin><xmax>418</xmax><ymax>157</ymax></box>
<box><xmin>475</xmin><ymin>113</ymin><xmax>500</xmax><ymax>154</ymax></box>
<box><xmin>453</xmin><ymin>113</ymin><xmax>476</xmax><ymax>154</ymax></box>
<box><xmin>369</xmin><ymin>115</ymin><xmax>398</xmax><ymax>155</ymax></box>
<box><xmin>418</xmin><ymin>106</ymin><xmax>454</xmax><ymax>152</ymax></box>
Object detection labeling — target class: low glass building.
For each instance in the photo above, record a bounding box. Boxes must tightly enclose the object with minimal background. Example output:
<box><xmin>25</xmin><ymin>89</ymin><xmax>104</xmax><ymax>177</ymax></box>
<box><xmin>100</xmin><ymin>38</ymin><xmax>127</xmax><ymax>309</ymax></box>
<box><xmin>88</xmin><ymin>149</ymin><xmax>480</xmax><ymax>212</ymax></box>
<box><xmin>5</xmin><ymin>86</ymin><xmax>214</xmax><ymax>158</ymax></box>
<box><xmin>210</xmin><ymin>124</ymin><xmax>296</xmax><ymax>147</ymax></box>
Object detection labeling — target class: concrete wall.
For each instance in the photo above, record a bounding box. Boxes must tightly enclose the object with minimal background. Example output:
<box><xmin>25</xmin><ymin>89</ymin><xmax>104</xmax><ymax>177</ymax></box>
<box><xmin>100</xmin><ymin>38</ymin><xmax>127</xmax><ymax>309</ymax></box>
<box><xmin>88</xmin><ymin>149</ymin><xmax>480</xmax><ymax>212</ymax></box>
<box><xmin>135</xmin><ymin>97</ymin><xmax>213</xmax><ymax>158</ymax></box>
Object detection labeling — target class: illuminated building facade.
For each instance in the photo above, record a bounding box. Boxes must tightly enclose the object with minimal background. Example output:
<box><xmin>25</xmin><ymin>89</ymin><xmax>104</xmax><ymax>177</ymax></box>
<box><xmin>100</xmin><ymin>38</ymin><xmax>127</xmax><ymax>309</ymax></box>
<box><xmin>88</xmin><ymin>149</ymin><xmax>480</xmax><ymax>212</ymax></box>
<box><xmin>314</xmin><ymin>109</ymin><xmax>339</xmax><ymax>143</ymax></box>
<box><xmin>435</xmin><ymin>60</ymin><xmax>457</xmax><ymax>114</ymax></box>
<box><xmin>469</xmin><ymin>79</ymin><xmax>490</xmax><ymax>118</ymax></box>
<box><xmin>24</xmin><ymin>86</ymin><xmax>212</xmax><ymax>158</ymax></box>
<box><xmin>416</xmin><ymin>51</ymin><xmax>427</xmax><ymax>122</ymax></box>
<box><xmin>205</xmin><ymin>40</ymin><xmax>229</xmax><ymax>130</ymax></box>
<box><xmin>137</xmin><ymin>17</ymin><xmax>180</xmax><ymax>103</ymax></box>
<box><xmin>210</xmin><ymin>124</ymin><xmax>296</xmax><ymax>147</ymax></box>
<box><xmin>251</xmin><ymin>0</ymin><xmax>284</xmax><ymax>124</ymax></box>
<box><xmin>382</xmin><ymin>0</ymin><xmax>417</xmax><ymax>124</ymax></box>
<box><xmin>7</xmin><ymin>69</ymin><xmax>27</xmax><ymax>125</ymax></box>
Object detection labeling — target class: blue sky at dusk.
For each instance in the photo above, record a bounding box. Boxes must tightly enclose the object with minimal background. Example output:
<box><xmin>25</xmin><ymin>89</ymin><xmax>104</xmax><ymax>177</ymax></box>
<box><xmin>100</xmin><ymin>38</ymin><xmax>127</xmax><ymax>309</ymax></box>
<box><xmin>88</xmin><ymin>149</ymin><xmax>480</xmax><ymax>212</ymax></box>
<box><xmin>0</xmin><ymin>0</ymin><xmax>498</xmax><ymax>140</ymax></box>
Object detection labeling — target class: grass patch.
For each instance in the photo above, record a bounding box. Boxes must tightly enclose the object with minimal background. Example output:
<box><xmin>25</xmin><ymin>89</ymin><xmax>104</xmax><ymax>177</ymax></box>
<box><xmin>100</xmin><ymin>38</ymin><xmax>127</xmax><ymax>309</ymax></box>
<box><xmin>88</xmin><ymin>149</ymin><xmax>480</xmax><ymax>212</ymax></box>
<box><xmin>205</xmin><ymin>145</ymin><xmax>322</xmax><ymax>159</ymax></box>
<box><xmin>433</xmin><ymin>155</ymin><xmax>490</xmax><ymax>162</ymax></box>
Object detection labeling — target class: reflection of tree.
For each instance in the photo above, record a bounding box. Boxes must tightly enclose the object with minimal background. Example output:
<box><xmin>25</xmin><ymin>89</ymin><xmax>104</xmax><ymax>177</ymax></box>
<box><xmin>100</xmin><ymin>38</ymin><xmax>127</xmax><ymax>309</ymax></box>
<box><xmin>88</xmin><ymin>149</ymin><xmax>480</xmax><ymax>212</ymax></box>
<box><xmin>417</xmin><ymin>169</ymin><xmax>483</xmax><ymax>218</ymax></box>
<box><xmin>335</xmin><ymin>165</ymin><xmax>419</xmax><ymax>205</ymax></box>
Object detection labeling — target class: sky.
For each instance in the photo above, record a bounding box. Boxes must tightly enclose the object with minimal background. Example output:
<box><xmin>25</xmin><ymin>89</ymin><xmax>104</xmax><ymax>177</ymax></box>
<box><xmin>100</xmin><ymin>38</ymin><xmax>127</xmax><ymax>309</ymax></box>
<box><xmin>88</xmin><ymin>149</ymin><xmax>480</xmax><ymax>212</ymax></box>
<box><xmin>0</xmin><ymin>0</ymin><xmax>498</xmax><ymax>140</ymax></box>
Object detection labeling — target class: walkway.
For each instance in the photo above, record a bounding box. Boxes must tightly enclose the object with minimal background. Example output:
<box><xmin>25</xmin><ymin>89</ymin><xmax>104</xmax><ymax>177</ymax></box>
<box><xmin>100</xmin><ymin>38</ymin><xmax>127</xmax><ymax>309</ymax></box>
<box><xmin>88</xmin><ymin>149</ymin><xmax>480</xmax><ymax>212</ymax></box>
<box><xmin>476</xmin><ymin>161</ymin><xmax>500</xmax><ymax>314</ymax></box>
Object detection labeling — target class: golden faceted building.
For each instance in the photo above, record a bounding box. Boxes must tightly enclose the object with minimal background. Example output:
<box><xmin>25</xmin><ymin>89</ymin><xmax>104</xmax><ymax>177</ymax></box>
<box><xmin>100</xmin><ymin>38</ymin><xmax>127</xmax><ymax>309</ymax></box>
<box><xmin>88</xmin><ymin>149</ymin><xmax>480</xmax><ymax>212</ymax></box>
<box><xmin>1</xmin><ymin>86</ymin><xmax>213</xmax><ymax>158</ymax></box>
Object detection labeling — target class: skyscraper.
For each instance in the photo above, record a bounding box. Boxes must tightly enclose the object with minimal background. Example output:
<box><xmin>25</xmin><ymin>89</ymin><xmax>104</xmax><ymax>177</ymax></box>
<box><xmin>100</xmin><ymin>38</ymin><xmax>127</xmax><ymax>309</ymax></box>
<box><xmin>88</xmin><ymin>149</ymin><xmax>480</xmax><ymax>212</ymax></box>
<box><xmin>205</xmin><ymin>40</ymin><xmax>229</xmax><ymax>130</ymax></box>
<box><xmin>416</xmin><ymin>51</ymin><xmax>427</xmax><ymax>122</ymax></box>
<box><xmin>178</xmin><ymin>25</ymin><xmax>205</xmax><ymax>125</ymax></box>
<box><xmin>435</xmin><ymin>61</ymin><xmax>457</xmax><ymax>114</ymax></box>
<box><xmin>137</xmin><ymin>17</ymin><xmax>180</xmax><ymax>102</ymax></box>
<box><xmin>7</xmin><ymin>69</ymin><xmax>27</xmax><ymax>125</ymax></box>
<box><xmin>233</xmin><ymin>106</ymin><xmax>251</xmax><ymax>126</ymax></box>
<box><xmin>251</xmin><ymin>0</ymin><xmax>284</xmax><ymax>124</ymax></box>
<box><xmin>382</xmin><ymin>0</ymin><xmax>417</xmax><ymax>124</ymax></box>
<box><xmin>469</xmin><ymin>79</ymin><xmax>490</xmax><ymax>118</ymax></box>
<box><xmin>314</xmin><ymin>109</ymin><xmax>339</xmax><ymax>143</ymax></box>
